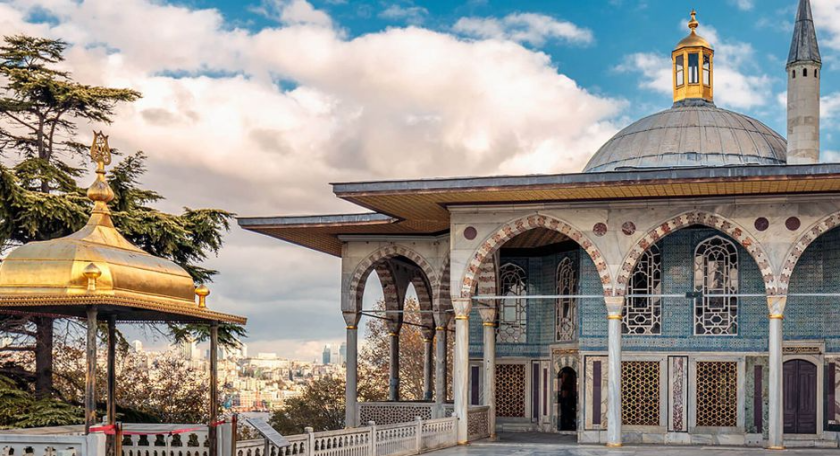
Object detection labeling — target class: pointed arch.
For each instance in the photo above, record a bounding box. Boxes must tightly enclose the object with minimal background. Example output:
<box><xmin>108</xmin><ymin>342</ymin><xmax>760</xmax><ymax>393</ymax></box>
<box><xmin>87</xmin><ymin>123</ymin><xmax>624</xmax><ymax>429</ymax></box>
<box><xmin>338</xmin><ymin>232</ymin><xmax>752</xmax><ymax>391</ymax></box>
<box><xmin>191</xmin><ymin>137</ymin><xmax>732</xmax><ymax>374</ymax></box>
<box><xmin>348</xmin><ymin>244</ymin><xmax>439</xmax><ymax>313</ymax></box>
<box><xmin>615</xmin><ymin>211</ymin><xmax>774</xmax><ymax>296</ymax></box>
<box><xmin>779</xmin><ymin>212</ymin><xmax>840</xmax><ymax>293</ymax></box>
<box><xmin>433</xmin><ymin>255</ymin><xmax>451</xmax><ymax>312</ymax></box>
<box><xmin>459</xmin><ymin>214</ymin><xmax>612</xmax><ymax>298</ymax></box>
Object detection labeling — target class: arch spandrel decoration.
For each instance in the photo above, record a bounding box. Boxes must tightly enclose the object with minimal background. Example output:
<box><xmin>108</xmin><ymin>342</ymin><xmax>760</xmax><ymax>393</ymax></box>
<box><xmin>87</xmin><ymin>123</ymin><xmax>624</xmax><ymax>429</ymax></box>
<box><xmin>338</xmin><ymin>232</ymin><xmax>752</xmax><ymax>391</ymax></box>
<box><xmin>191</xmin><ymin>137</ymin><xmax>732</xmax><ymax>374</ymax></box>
<box><xmin>779</xmin><ymin>212</ymin><xmax>840</xmax><ymax>293</ymax></box>
<box><xmin>347</xmin><ymin>244</ymin><xmax>439</xmax><ymax>313</ymax></box>
<box><xmin>432</xmin><ymin>255</ymin><xmax>451</xmax><ymax>312</ymax></box>
<box><xmin>615</xmin><ymin>211</ymin><xmax>775</xmax><ymax>296</ymax></box>
<box><xmin>460</xmin><ymin>214</ymin><xmax>613</xmax><ymax>298</ymax></box>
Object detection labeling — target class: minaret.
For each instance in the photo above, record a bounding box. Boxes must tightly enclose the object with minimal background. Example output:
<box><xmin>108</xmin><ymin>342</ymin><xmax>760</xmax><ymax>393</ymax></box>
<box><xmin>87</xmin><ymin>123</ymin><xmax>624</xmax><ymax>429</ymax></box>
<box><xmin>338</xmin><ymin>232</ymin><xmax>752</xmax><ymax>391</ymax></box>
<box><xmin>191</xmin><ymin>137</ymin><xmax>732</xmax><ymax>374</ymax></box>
<box><xmin>787</xmin><ymin>0</ymin><xmax>821</xmax><ymax>164</ymax></box>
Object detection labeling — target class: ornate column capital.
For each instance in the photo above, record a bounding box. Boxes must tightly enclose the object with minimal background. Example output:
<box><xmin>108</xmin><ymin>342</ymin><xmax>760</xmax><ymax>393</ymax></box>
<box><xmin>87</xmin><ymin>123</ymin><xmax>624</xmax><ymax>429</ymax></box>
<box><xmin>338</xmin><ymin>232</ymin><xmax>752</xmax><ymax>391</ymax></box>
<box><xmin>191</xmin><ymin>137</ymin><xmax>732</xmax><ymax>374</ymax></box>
<box><xmin>477</xmin><ymin>306</ymin><xmax>497</xmax><ymax>325</ymax></box>
<box><xmin>604</xmin><ymin>296</ymin><xmax>624</xmax><ymax>319</ymax></box>
<box><xmin>453</xmin><ymin>298</ymin><xmax>472</xmax><ymax>320</ymax></box>
<box><xmin>767</xmin><ymin>296</ymin><xmax>787</xmax><ymax>319</ymax></box>
<box><xmin>433</xmin><ymin>310</ymin><xmax>452</xmax><ymax>329</ymax></box>
<box><xmin>343</xmin><ymin>311</ymin><xmax>361</xmax><ymax>329</ymax></box>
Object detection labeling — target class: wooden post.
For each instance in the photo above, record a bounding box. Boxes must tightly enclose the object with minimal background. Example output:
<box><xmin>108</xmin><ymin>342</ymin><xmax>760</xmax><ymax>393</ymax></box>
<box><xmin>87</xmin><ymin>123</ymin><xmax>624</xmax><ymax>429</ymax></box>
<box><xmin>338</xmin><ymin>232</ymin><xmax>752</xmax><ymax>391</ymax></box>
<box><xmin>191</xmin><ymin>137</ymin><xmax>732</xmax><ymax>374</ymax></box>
<box><xmin>209</xmin><ymin>321</ymin><xmax>219</xmax><ymax>456</ymax></box>
<box><xmin>85</xmin><ymin>306</ymin><xmax>98</xmax><ymax>435</ymax></box>
<box><xmin>115</xmin><ymin>421</ymin><xmax>123</xmax><ymax>456</ymax></box>
<box><xmin>107</xmin><ymin>315</ymin><xmax>117</xmax><ymax>455</ymax></box>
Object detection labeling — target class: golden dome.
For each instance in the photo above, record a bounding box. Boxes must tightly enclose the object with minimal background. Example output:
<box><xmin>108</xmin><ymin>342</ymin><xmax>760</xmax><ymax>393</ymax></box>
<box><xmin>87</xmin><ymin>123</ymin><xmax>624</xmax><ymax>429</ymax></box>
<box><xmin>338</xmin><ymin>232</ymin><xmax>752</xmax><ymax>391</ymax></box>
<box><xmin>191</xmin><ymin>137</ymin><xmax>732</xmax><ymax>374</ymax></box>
<box><xmin>0</xmin><ymin>133</ymin><xmax>245</xmax><ymax>324</ymax></box>
<box><xmin>675</xmin><ymin>10</ymin><xmax>713</xmax><ymax>50</ymax></box>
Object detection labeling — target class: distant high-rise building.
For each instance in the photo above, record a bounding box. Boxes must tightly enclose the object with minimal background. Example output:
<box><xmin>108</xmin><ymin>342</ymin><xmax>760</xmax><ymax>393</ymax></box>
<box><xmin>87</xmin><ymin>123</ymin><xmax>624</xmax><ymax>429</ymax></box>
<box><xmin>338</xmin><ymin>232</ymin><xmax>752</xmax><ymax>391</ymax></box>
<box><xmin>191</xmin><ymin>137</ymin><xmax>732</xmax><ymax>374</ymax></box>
<box><xmin>132</xmin><ymin>340</ymin><xmax>143</xmax><ymax>352</ymax></box>
<box><xmin>179</xmin><ymin>338</ymin><xmax>199</xmax><ymax>360</ymax></box>
<box><xmin>322</xmin><ymin>344</ymin><xmax>331</xmax><ymax>365</ymax></box>
<box><xmin>339</xmin><ymin>342</ymin><xmax>347</xmax><ymax>365</ymax></box>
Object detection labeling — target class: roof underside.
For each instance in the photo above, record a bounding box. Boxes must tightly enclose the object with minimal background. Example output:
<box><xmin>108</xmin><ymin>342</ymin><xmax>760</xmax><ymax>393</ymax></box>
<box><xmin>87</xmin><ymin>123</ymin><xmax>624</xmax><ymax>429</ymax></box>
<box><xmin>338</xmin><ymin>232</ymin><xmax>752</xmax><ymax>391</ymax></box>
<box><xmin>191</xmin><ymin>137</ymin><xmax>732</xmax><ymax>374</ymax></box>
<box><xmin>239</xmin><ymin>164</ymin><xmax>840</xmax><ymax>257</ymax></box>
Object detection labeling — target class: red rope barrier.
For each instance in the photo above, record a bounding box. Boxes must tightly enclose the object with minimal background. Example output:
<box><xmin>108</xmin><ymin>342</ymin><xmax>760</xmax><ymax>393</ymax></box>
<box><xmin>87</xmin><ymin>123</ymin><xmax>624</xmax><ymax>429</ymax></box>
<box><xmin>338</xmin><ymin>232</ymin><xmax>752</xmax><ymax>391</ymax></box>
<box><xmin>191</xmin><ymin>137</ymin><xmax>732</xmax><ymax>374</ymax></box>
<box><xmin>90</xmin><ymin>425</ymin><xmax>208</xmax><ymax>436</ymax></box>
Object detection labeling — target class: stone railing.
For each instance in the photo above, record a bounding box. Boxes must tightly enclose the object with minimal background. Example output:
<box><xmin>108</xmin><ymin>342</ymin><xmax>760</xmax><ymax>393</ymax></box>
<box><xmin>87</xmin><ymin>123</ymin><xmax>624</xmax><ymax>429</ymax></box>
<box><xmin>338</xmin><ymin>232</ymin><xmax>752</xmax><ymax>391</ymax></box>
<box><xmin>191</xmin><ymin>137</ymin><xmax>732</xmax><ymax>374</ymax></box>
<box><xmin>236</xmin><ymin>417</ymin><xmax>457</xmax><ymax>456</ymax></box>
<box><xmin>357</xmin><ymin>402</ymin><xmax>435</xmax><ymax>425</ymax></box>
<box><xmin>466</xmin><ymin>406</ymin><xmax>491</xmax><ymax>441</ymax></box>
<box><xmin>0</xmin><ymin>433</ymin><xmax>105</xmax><ymax>456</ymax></box>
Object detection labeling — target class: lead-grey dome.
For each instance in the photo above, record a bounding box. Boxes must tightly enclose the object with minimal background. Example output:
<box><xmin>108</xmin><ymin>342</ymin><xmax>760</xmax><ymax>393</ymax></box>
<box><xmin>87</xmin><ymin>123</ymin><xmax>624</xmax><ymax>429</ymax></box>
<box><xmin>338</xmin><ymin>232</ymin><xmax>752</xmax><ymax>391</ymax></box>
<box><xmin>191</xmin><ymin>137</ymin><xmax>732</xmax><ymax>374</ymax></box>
<box><xmin>583</xmin><ymin>100</ymin><xmax>787</xmax><ymax>173</ymax></box>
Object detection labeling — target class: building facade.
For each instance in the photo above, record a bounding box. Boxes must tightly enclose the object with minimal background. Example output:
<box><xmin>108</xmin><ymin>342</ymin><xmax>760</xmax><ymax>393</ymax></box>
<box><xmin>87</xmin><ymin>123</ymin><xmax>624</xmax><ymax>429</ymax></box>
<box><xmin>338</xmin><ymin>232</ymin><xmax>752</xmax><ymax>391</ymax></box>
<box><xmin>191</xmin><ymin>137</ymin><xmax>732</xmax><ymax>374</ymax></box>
<box><xmin>241</xmin><ymin>1</ymin><xmax>840</xmax><ymax>449</ymax></box>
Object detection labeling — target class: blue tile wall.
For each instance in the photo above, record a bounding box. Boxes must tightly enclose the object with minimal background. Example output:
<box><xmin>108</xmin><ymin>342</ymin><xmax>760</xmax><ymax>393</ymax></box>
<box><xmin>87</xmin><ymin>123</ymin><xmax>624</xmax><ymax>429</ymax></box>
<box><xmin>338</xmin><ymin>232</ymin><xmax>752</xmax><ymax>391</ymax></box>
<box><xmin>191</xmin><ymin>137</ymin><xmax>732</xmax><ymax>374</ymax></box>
<box><xmin>469</xmin><ymin>227</ymin><xmax>840</xmax><ymax>358</ymax></box>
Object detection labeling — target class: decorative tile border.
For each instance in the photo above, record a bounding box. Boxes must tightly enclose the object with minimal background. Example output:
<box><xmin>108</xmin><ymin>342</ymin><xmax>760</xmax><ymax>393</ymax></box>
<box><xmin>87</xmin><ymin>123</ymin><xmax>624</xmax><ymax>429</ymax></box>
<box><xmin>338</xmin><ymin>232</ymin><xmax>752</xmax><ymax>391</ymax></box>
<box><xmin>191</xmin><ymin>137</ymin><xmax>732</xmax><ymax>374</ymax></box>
<box><xmin>460</xmin><ymin>214</ymin><xmax>612</xmax><ymax>298</ymax></box>
<box><xmin>615</xmin><ymin>211</ymin><xmax>774</xmax><ymax>296</ymax></box>
<box><xmin>779</xmin><ymin>213</ymin><xmax>840</xmax><ymax>292</ymax></box>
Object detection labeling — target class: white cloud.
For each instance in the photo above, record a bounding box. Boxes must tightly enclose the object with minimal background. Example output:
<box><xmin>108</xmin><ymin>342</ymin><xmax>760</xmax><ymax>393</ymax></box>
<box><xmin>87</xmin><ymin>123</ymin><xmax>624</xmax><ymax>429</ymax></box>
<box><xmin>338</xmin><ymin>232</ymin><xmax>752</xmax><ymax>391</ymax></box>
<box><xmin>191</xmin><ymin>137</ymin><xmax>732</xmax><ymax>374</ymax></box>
<box><xmin>379</xmin><ymin>4</ymin><xmax>428</xmax><ymax>25</ymax></box>
<box><xmin>812</xmin><ymin>0</ymin><xmax>840</xmax><ymax>51</ymax></box>
<box><xmin>251</xmin><ymin>0</ymin><xmax>333</xmax><ymax>27</ymax></box>
<box><xmin>453</xmin><ymin>13</ymin><xmax>594</xmax><ymax>47</ymax></box>
<box><xmin>729</xmin><ymin>0</ymin><xmax>755</xmax><ymax>11</ymax></box>
<box><xmin>1</xmin><ymin>0</ymin><xmax>623</xmax><ymax>359</ymax></box>
<box><xmin>616</xmin><ymin>23</ymin><xmax>772</xmax><ymax>110</ymax></box>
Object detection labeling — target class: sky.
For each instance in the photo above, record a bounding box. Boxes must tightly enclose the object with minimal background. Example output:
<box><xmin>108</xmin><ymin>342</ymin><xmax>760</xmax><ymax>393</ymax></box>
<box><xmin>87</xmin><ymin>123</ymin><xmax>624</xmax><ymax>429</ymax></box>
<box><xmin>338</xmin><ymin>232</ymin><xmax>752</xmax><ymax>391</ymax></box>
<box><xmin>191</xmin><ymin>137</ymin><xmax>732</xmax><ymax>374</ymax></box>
<box><xmin>2</xmin><ymin>0</ymin><xmax>840</xmax><ymax>361</ymax></box>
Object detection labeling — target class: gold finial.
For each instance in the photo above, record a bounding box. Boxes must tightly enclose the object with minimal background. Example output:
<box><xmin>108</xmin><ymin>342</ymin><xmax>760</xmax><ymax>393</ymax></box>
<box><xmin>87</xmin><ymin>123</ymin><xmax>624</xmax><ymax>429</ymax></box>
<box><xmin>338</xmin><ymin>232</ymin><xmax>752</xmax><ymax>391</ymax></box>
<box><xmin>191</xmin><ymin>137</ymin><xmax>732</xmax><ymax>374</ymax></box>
<box><xmin>688</xmin><ymin>9</ymin><xmax>699</xmax><ymax>33</ymax></box>
<box><xmin>83</xmin><ymin>263</ymin><xmax>102</xmax><ymax>292</ymax></box>
<box><xmin>195</xmin><ymin>285</ymin><xmax>210</xmax><ymax>308</ymax></box>
<box><xmin>87</xmin><ymin>131</ymin><xmax>115</xmax><ymax>210</ymax></box>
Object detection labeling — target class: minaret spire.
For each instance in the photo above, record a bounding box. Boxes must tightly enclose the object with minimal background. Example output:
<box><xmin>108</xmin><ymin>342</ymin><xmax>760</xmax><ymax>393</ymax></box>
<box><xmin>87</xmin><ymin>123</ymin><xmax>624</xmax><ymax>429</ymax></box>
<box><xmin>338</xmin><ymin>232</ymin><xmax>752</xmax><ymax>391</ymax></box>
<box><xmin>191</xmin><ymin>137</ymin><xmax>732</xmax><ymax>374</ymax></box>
<box><xmin>786</xmin><ymin>0</ymin><xmax>822</xmax><ymax>164</ymax></box>
<box><xmin>788</xmin><ymin>0</ymin><xmax>821</xmax><ymax>66</ymax></box>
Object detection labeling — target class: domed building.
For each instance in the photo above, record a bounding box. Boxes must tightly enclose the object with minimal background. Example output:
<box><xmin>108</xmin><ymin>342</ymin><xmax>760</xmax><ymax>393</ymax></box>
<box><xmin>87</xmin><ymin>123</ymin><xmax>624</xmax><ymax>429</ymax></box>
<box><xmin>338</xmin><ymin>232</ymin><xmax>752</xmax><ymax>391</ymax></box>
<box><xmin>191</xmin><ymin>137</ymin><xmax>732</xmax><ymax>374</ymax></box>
<box><xmin>242</xmin><ymin>1</ymin><xmax>840</xmax><ymax>449</ymax></box>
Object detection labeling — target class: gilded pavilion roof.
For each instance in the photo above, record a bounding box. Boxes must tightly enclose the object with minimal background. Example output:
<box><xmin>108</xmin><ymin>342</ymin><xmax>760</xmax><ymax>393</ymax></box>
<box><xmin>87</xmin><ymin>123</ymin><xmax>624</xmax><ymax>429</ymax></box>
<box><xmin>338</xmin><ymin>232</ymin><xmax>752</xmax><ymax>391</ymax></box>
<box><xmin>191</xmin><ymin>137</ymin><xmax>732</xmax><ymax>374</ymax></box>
<box><xmin>0</xmin><ymin>133</ymin><xmax>246</xmax><ymax>324</ymax></box>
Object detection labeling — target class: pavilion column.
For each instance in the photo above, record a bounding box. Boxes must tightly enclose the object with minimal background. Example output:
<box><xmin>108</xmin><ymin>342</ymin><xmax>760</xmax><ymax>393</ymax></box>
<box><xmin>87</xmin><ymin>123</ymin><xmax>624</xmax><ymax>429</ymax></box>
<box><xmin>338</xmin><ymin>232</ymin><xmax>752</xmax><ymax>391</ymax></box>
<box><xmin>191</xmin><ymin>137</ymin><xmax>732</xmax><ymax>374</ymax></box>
<box><xmin>433</xmin><ymin>312</ymin><xmax>450</xmax><ymax>414</ymax></box>
<box><xmin>386</xmin><ymin>316</ymin><xmax>402</xmax><ymax>402</ymax></box>
<box><xmin>452</xmin><ymin>297</ymin><xmax>472</xmax><ymax>444</ymax></box>
<box><xmin>84</xmin><ymin>306</ymin><xmax>98</xmax><ymax>435</ymax></box>
<box><xmin>107</xmin><ymin>315</ymin><xmax>117</xmax><ymax>454</ymax></box>
<box><xmin>604</xmin><ymin>297</ymin><xmax>624</xmax><ymax>448</ymax></box>
<box><xmin>421</xmin><ymin>327</ymin><xmax>435</xmax><ymax>401</ymax></box>
<box><xmin>343</xmin><ymin>312</ymin><xmax>361</xmax><ymax>428</ymax></box>
<box><xmin>767</xmin><ymin>296</ymin><xmax>787</xmax><ymax>450</ymax></box>
<box><xmin>478</xmin><ymin>306</ymin><xmax>497</xmax><ymax>439</ymax></box>
<box><xmin>209</xmin><ymin>322</ymin><xmax>219</xmax><ymax>456</ymax></box>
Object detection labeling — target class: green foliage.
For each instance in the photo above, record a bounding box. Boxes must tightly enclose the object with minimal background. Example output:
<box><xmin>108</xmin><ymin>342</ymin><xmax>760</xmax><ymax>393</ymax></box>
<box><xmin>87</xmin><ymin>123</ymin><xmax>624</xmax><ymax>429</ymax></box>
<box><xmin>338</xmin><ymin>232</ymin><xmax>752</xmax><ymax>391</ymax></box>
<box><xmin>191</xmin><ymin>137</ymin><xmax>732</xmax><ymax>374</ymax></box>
<box><xmin>0</xmin><ymin>375</ymin><xmax>82</xmax><ymax>429</ymax></box>
<box><xmin>269</xmin><ymin>376</ymin><xmax>346</xmax><ymax>435</ymax></box>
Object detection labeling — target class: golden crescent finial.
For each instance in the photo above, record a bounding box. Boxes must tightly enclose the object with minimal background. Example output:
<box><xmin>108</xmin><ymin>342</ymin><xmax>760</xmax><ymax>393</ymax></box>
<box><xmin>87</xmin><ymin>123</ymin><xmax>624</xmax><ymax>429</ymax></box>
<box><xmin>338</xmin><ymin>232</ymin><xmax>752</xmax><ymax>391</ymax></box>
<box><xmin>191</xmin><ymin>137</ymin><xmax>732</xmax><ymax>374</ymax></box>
<box><xmin>87</xmin><ymin>131</ymin><xmax>115</xmax><ymax>208</ymax></box>
<box><xmin>688</xmin><ymin>9</ymin><xmax>699</xmax><ymax>33</ymax></box>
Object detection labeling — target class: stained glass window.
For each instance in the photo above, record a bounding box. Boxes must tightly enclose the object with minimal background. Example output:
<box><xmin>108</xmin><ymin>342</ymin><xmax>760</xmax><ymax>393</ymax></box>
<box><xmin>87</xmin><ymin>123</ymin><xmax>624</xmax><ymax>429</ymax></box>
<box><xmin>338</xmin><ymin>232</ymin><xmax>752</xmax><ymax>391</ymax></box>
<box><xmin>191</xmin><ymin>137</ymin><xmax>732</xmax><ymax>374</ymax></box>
<box><xmin>694</xmin><ymin>236</ymin><xmax>738</xmax><ymax>335</ymax></box>
<box><xmin>555</xmin><ymin>257</ymin><xmax>577</xmax><ymax>342</ymax></box>
<box><xmin>498</xmin><ymin>262</ymin><xmax>527</xmax><ymax>343</ymax></box>
<box><xmin>623</xmin><ymin>245</ymin><xmax>662</xmax><ymax>335</ymax></box>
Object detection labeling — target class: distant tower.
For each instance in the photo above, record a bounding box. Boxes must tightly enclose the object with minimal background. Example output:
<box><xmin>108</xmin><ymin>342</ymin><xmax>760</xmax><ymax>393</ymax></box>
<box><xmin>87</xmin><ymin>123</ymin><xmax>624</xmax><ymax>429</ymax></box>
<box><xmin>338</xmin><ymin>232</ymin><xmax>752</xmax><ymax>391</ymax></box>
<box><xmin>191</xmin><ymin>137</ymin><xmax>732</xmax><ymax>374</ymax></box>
<box><xmin>787</xmin><ymin>0</ymin><xmax>821</xmax><ymax>164</ymax></box>
<box><xmin>322</xmin><ymin>344</ymin><xmax>331</xmax><ymax>365</ymax></box>
<box><xmin>339</xmin><ymin>342</ymin><xmax>347</xmax><ymax>365</ymax></box>
<box><xmin>132</xmin><ymin>340</ymin><xmax>143</xmax><ymax>352</ymax></box>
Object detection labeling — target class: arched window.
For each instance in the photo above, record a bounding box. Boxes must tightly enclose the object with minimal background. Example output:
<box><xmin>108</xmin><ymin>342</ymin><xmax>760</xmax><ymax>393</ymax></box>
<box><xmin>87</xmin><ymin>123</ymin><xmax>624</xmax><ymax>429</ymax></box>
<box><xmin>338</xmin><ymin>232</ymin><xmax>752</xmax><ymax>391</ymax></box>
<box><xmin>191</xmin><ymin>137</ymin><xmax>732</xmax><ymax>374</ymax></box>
<box><xmin>555</xmin><ymin>257</ymin><xmax>577</xmax><ymax>342</ymax></box>
<box><xmin>498</xmin><ymin>262</ymin><xmax>528</xmax><ymax>343</ymax></box>
<box><xmin>623</xmin><ymin>244</ymin><xmax>662</xmax><ymax>335</ymax></box>
<box><xmin>792</xmin><ymin>69</ymin><xmax>796</xmax><ymax>79</ymax></box>
<box><xmin>804</xmin><ymin>68</ymin><xmax>808</xmax><ymax>77</ymax></box>
<box><xmin>694</xmin><ymin>236</ymin><xmax>739</xmax><ymax>335</ymax></box>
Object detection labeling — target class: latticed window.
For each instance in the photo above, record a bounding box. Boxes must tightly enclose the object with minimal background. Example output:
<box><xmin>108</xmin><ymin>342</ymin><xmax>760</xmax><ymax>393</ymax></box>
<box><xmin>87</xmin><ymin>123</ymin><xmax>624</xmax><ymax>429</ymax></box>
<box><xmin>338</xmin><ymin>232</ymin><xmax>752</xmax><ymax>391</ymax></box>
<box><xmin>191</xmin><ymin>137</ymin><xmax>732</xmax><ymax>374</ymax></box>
<box><xmin>498</xmin><ymin>263</ymin><xmax>527</xmax><ymax>343</ymax></box>
<box><xmin>623</xmin><ymin>245</ymin><xmax>662</xmax><ymax>335</ymax></box>
<box><xmin>621</xmin><ymin>361</ymin><xmax>660</xmax><ymax>426</ymax></box>
<box><xmin>695</xmin><ymin>361</ymin><xmax>738</xmax><ymax>427</ymax></box>
<box><xmin>694</xmin><ymin>236</ymin><xmax>739</xmax><ymax>335</ymax></box>
<box><xmin>555</xmin><ymin>257</ymin><xmax>577</xmax><ymax>342</ymax></box>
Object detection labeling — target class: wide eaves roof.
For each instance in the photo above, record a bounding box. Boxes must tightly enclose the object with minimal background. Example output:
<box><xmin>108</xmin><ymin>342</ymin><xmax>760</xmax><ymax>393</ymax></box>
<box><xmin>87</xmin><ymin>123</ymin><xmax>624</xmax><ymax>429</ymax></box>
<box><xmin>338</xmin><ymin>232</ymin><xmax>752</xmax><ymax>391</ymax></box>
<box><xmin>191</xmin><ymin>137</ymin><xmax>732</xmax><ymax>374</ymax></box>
<box><xmin>239</xmin><ymin>163</ymin><xmax>840</xmax><ymax>256</ymax></box>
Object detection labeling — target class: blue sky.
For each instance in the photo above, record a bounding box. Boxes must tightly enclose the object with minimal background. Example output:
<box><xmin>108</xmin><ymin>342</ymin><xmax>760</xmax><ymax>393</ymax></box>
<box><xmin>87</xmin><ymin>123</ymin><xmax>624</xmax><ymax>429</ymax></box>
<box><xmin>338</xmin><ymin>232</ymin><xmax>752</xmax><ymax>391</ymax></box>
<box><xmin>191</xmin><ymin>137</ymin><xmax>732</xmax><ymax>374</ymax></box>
<box><xmin>3</xmin><ymin>0</ymin><xmax>840</xmax><ymax>360</ymax></box>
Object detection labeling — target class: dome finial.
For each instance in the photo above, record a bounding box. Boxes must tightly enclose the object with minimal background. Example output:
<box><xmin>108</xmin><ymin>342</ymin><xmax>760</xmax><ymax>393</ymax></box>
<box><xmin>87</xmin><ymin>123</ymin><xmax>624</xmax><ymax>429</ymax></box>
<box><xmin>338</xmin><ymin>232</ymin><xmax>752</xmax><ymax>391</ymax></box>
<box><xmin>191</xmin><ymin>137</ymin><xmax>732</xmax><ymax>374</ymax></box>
<box><xmin>87</xmin><ymin>131</ymin><xmax>115</xmax><ymax>212</ymax></box>
<box><xmin>688</xmin><ymin>9</ymin><xmax>699</xmax><ymax>34</ymax></box>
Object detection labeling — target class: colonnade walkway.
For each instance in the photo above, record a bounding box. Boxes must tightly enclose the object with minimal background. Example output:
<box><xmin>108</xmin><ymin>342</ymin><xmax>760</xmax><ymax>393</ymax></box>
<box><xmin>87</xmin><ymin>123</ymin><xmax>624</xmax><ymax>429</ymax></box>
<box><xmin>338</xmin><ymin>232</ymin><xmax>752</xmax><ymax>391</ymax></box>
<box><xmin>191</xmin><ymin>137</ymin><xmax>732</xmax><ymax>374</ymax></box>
<box><xmin>429</xmin><ymin>433</ymin><xmax>839</xmax><ymax>456</ymax></box>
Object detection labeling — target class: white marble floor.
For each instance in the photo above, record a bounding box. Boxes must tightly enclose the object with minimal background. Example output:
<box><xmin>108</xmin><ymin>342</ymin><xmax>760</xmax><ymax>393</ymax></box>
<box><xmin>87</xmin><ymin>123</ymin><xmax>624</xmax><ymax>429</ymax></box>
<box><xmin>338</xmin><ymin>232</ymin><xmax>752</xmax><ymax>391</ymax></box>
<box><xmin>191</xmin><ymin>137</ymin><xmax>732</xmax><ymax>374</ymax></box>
<box><xmin>429</xmin><ymin>434</ymin><xmax>839</xmax><ymax>456</ymax></box>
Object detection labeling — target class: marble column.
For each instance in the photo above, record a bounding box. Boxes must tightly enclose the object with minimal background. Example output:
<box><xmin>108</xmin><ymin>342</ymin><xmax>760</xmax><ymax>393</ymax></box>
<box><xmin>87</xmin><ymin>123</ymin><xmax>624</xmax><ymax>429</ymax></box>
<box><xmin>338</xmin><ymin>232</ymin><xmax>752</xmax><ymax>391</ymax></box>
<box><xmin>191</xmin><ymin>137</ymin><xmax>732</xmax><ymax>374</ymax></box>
<box><xmin>388</xmin><ymin>330</ymin><xmax>401</xmax><ymax>401</ymax></box>
<box><xmin>433</xmin><ymin>311</ymin><xmax>451</xmax><ymax>414</ymax></box>
<box><xmin>767</xmin><ymin>296</ymin><xmax>787</xmax><ymax>450</ymax></box>
<box><xmin>422</xmin><ymin>327</ymin><xmax>435</xmax><ymax>401</ymax></box>
<box><xmin>604</xmin><ymin>296</ymin><xmax>624</xmax><ymax>448</ymax></box>
<box><xmin>453</xmin><ymin>297</ymin><xmax>472</xmax><ymax>444</ymax></box>
<box><xmin>478</xmin><ymin>306</ymin><xmax>497</xmax><ymax>439</ymax></box>
<box><xmin>344</xmin><ymin>312</ymin><xmax>361</xmax><ymax>428</ymax></box>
